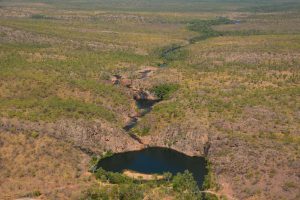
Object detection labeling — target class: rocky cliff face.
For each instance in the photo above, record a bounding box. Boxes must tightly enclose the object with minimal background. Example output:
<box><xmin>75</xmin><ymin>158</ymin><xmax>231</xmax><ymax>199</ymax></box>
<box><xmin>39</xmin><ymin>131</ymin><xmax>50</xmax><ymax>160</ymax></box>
<box><xmin>0</xmin><ymin>117</ymin><xmax>210</xmax><ymax>157</ymax></box>
<box><xmin>0</xmin><ymin>118</ymin><xmax>143</xmax><ymax>155</ymax></box>
<box><xmin>141</xmin><ymin>123</ymin><xmax>209</xmax><ymax>157</ymax></box>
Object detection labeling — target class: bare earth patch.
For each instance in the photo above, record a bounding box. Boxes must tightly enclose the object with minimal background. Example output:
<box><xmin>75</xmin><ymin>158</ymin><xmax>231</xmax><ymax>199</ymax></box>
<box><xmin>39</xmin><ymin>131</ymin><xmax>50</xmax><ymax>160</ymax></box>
<box><xmin>123</xmin><ymin>170</ymin><xmax>164</xmax><ymax>180</ymax></box>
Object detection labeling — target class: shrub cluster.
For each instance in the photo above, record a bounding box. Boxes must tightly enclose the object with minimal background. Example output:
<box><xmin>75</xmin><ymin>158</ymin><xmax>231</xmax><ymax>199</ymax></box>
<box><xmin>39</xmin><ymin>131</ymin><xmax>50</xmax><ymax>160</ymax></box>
<box><xmin>151</xmin><ymin>83</ymin><xmax>179</xmax><ymax>100</ymax></box>
<box><xmin>85</xmin><ymin>168</ymin><xmax>208</xmax><ymax>200</ymax></box>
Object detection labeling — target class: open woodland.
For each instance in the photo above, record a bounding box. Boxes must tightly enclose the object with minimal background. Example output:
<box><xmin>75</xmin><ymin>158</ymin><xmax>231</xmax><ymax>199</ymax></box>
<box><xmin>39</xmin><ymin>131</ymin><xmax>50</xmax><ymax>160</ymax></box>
<box><xmin>0</xmin><ymin>0</ymin><xmax>299</xmax><ymax>199</ymax></box>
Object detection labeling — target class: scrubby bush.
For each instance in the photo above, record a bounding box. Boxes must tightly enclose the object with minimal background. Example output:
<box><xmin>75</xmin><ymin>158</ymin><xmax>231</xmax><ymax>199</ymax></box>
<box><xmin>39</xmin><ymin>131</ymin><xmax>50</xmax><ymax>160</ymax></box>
<box><xmin>203</xmin><ymin>162</ymin><xmax>218</xmax><ymax>191</ymax></box>
<box><xmin>154</xmin><ymin>44</ymin><xmax>188</xmax><ymax>64</ymax></box>
<box><xmin>187</xmin><ymin>17</ymin><xmax>234</xmax><ymax>43</ymax></box>
<box><xmin>163</xmin><ymin>172</ymin><xmax>172</xmax><ymax>182</ymax></box>
<box><xmin>172</xmin><ymin>170</ymin><xmax>198</xmax><ymax>192</ymax></box>
<box><xmin>131</xmin><ymin>125</ymin><xmax>150</xmax><ymax>136</ymax></box>
<box><xmin>153</xmin><ymin>101</ymin><xmax>184</xmax><ymax>120</ymax></box>
<box><xmin>31</xmin><ymin>14</ymin><xmax>47</xmax><ymax>19</ymax></box>
<box><xmin>81</xmin><ymin>185</ymin><xmax>120</xmax><ymax>200</ymax></box>
<box><xmin>24</xmin><ymin>190</ymin><xmax>42</xmax><ymax>198</ymax></box>
<box><xmin>119</xmin><ymin>183</ymin><xmax>144</xmax><ymax>200</ymax></box>
<box><xmin>82</xmin><ymin>183</ymin><xmax>144</xmax><ymax>200</ymax></box>
<box><xmin>30</xmin><ymin>131</ymin><xmax>39</xmax><ymax>139</ymax></box>
<box><xmin>172</xmin><ymin>170</ymin><xmax>202</xmax><ymax>200</ymax></box>
<box><xmin>83</xmin><ymin>188</ymin><xmax>110</xmax><ymax>200</ymax></box>
<box><xmin>204</xmin><ymin>193</ymin><xmax>219</xmax><ymax>200</ymax></box>
<box><xmin>95</xmin><ymin>168</ymin><xmax>133</xmax><ymax>184</ymax></box>
<box><xmin>151</xmin><ymin>83</ymin><xmax>179</xmax><ymax>99</ymax></box>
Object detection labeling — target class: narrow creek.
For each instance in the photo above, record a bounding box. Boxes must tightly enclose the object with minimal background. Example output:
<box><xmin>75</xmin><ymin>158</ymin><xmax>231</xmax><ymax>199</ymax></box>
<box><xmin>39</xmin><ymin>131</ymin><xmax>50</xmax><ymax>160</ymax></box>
<box><xmin>120</xmin><ymin>31</ymin><xmax>203</xmax><ymax>143</ymax></box>
<box><xmin>123</xmin><ymin>98</ymin><xmax>160</xmax><ymax>131</ymax></box>
<box><xmin>122</xmin><ymin>42</ymin><xmax>189</xmax><ymax>142</ymax></box>
<box><xmin>158</xmin><ymin>44</ymin><xmax>187</xmax><ymax>68</ymax></box>
<box><xmin>98</xmin><ymin>17</ymin><xmax>237</xmax><ymax>190</ymax></box>
<box><xmin>112</xmin><ymin>69</ymin><xmax>162</xmax><ymax>144</ymax></box>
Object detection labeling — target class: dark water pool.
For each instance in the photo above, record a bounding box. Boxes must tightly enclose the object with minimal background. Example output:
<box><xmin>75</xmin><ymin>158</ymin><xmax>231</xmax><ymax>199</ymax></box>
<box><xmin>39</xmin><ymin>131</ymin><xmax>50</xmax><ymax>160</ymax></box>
<box><xmin>96</xmin><ymin>147</ymin><xmax>207</xmax><ymax>186</ymax></box>
<box><xmin>136</xmin><ymin>99</ymin><xmax>160</xmax><ymax>116</ymax></box>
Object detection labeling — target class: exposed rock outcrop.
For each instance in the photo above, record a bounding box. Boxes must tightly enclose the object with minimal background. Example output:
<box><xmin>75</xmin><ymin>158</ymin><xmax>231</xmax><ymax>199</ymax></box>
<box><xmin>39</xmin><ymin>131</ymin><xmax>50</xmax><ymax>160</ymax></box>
<box><xmin>0</xmin><ymin>118</ymin><xmax>143</xmax><ymax>155</ymax></box>
<box><xmin>133</xmin><ymin>89</ymin><xmax>159</xmax><ymax>101</ymax></box>
<box><xmin>141</xmin><ymin>123</ymin><xmax>209</xmax><ymax>157</ymax></box>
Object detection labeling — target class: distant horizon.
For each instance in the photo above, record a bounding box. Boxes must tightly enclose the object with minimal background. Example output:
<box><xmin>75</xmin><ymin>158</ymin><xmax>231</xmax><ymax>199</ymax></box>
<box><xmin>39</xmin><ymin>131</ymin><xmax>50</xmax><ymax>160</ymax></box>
<box><xmin>1</xmin><ymin>0</ymin><xmax>300</xmax><ymax>12</ymax></box>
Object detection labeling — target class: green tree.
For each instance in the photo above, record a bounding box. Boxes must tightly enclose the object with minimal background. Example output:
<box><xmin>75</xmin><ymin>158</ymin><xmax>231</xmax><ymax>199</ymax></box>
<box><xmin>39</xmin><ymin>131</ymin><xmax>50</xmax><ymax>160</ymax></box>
<box><xmin>151</xmin><ymin>83</ymin><xmax>179</xmax><ymax>99</ymax></box>
<box><xmin>82</xmin><ymin>187</ymin><xmax>109</xmax><ymax>200</ymax></box>
<box><xmin>172</xmin><ymin>170</ymin><xmax>202</xmax><ymax>200</ymax></box>
<box><xmin>163</xmin><ymin>172</ymin><xmax>172</xmax><ymax>182</ymax></box>
<box><xmin>119</xmin><ymin>183</ymin><xmax>144</xmax><ymax>200</ymax></box>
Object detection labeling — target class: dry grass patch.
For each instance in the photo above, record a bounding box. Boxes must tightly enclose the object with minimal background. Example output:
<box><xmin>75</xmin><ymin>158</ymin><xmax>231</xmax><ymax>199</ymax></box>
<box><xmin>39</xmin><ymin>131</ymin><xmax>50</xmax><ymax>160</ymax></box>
<box><xmin>0</xmin><ymin>131</ymin><xmax>93</xmax><ymax>199</ymax></box>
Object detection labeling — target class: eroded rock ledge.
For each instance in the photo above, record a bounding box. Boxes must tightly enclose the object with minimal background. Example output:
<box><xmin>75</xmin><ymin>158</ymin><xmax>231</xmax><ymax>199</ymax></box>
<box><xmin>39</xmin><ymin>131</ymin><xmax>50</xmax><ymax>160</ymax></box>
<box><xmin>141</xmin><ymin>123</ymin><xmax>209</xmax><ymax>157</ymax></box>
<box><xmin>0</xmin><ymin>117</ymin><xmax>210</xmax><ymax>157</ymax></box>
<box><xmin>0</xmin><ymin>118</ymin><xmax>144</xmax><ymax>155</ymax></box>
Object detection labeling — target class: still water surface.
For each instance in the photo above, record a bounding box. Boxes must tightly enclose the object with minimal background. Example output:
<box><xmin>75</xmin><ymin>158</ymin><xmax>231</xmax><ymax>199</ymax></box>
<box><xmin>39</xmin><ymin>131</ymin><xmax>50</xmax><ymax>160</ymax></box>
<box><xmin>97</xmin><ymin>147</ymin><xmax>207</xmax><ymax>186</ymax></box>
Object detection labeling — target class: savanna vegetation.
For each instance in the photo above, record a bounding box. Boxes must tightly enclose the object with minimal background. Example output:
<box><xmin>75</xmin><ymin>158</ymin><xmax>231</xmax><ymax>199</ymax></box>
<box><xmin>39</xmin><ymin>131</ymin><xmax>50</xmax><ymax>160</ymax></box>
<box><xmin>81</xmin><ymin>168</ymin><xmax>207</xmax><ymax>200</ymax></box>
<box><xmin>0</xmin><ymin>0</ymin><xmax>299</xmax><ymax>199</ymax></box>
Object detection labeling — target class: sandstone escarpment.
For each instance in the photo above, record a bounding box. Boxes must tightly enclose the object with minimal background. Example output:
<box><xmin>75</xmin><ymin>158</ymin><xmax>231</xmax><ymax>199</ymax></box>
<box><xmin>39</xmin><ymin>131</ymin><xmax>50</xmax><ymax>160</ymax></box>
<box><xmin>141</xmin><ymin>123</ymin><xmax>209</xmax><ymax>157</ymax></box>
<box><xmin>0</xmin><ymin>118</ymin><xmax>143</xmax><ymax>155</ymax></box>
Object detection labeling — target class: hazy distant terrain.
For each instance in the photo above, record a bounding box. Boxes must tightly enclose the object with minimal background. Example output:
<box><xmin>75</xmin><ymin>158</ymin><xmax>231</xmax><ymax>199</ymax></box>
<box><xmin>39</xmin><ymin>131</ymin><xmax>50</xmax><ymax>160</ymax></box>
<box><xmin>0</xmin><ymin>0</ymin><xmax>299</xmax><ymax>199</ymax></box>
<box><xmin>2</xmin><ymin>0</ymin><xmax>300</xmax><ymax>12</ymax></box>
